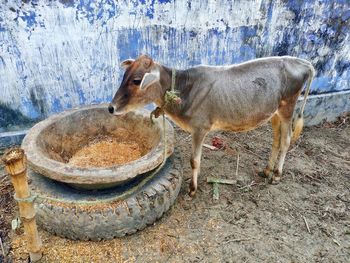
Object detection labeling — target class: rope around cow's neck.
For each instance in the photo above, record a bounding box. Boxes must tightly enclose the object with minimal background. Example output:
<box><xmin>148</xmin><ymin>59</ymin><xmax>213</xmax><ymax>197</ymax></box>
<box><xmin>164</xmin><ymin>68</ymin><xmax>181</xmax><ymax>106</ymax></box>
<box><xmin>171</xmin><ymin>68</ymin><xmax>176</xmax><ymax>92</ymax></box>
<box><xmin>149</xmin><ymin>67</ymin><xmax>181</xmax><ymax>122</ymax></box>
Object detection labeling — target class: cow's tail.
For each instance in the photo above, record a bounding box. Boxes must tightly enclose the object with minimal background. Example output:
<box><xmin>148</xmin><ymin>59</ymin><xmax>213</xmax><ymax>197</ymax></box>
<box><xmin>291</xmin><ymin>64</ymin><xmax>315</xmax><ymax>144</ymax></box>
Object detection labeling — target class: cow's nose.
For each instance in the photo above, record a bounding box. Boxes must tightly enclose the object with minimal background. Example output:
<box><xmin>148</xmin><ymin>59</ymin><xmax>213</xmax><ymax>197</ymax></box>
<box><xmin>108</xmin><ymin>105</ymin><xmax>114</xmax><ymax>114</ymax></box>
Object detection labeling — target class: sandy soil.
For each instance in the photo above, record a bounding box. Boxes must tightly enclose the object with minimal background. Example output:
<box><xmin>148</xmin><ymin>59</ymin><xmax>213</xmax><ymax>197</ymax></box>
<box><xmin>1</xmin><ymin>114</ymin><xmax>349</xmax><ymax>263</ymax></box>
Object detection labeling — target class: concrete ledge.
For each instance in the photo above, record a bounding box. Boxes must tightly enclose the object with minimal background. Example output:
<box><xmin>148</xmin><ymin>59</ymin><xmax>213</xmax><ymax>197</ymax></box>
<box><xmin>0</xmin><ymin>91</ymin><xmax>349</xmax><ymax>149</ymax></box>
<box><xmin>0</xmin><ymin>130</ymin><xmax>28</xmax><ymax>149</ymax></box>
<box><xmin>299</xmin><ymin>90</ymin><xmax>350</xmax><ymax>126</ymax></box>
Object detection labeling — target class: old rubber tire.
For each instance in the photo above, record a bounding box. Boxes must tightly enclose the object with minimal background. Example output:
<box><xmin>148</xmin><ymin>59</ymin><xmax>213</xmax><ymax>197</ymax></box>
<box><xmin>29</xmin><ymin>153</ymin><xmax>182</xmax><ymax>241</ymax></box>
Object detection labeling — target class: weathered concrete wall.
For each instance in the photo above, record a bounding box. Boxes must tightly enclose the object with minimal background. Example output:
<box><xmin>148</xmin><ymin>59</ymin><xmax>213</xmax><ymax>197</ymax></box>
<box><xmin>0</xmin><ymin>0</ymin><xmax>349</xmax><ymax>136</ymax></box>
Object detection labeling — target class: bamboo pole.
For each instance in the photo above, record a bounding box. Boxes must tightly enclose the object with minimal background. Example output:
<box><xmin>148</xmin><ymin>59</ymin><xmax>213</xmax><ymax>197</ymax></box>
<box><xmin>207</xmin><ymin>177</ymin><xmax>236</xmax><ymax>185</ymax></box>
<box><xmin>2</xmin><ymin>148</ymin><xmax>42</xmax><ymax>262</ymax></box>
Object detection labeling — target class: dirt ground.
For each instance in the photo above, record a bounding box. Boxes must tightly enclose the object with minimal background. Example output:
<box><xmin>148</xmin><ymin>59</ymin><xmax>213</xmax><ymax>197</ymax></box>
<box><xmin>0</xmin><ymin>114</ymin><xmax>349</xmax><ymax>263</ymax></box>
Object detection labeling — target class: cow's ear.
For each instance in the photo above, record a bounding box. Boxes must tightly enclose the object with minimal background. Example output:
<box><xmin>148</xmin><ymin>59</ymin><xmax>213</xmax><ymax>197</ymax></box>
<box><xmin>120</xmin><ymin>59</ymin><xmax>134</xmax><ymax>69</ymax></box>
<box><xmin>140</xmin><ymin>69</ymin><xmax>160</xmax><ymax>90</ymax></box>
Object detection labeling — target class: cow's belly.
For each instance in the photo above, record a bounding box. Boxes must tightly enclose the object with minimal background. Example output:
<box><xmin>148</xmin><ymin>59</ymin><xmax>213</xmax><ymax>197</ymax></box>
<box><xmin>210</xmin><ymin>111</ymin><xmax>275</xmax><ymax>132</ymax></box>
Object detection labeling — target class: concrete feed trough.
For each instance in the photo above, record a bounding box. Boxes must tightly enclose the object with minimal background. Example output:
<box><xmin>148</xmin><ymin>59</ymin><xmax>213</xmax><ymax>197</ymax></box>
<box><xmin>20</xmin><ymin>104</ymin><xmax>182</xmax><ymax>240</ymax></box>
<box><xmin>22</xmin><ymin>104</ymin><xmax>174</xmax><ymax>189</ymax></box>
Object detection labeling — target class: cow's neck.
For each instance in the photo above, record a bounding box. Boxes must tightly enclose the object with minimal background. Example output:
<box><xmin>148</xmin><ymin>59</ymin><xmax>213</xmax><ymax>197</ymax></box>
<box><xmin>150</xmin><ymin>65</ymin><xmax>193</xmax><ymax>132</ymax></box>
<box><xmin>156</xmin><ymin>65</ymin><xmax>189</xmax><ymax>110</ymax></box>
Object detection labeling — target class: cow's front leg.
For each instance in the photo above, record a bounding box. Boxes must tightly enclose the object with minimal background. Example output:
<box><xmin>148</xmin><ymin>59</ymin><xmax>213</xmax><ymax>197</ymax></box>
<box><xmin>189</xmin><ymin>129</ymin><xmax>207</xmax><ymax>197</ymax></box>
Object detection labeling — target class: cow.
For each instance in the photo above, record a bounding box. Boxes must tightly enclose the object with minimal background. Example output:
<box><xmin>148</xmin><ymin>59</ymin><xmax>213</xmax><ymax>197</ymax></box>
<box><xmin>109</xmin><ymin>55</ymin><xmax>315</xmax><ymax>197</ymax></box>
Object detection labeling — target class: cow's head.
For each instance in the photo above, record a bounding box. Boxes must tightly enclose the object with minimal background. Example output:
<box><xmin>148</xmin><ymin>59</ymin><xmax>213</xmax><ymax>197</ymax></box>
<box><xmin>108</xmin><ymin>55</ymin><xmax>161</xmax><ymax>115</ymax></box>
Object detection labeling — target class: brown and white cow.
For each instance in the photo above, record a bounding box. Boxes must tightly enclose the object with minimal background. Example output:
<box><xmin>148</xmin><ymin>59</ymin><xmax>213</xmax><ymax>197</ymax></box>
<box><xmin>109</xmin><ymin>55</ymin><xmax>315</xmax><ymax>196</ymax></box>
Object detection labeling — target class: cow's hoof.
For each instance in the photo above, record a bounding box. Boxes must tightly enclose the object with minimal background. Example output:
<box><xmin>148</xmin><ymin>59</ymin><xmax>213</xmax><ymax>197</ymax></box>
<box><xmin>270</xmin><ymin>177</ymin><xmax>281</xmax><ymax>185</ymax></box>
<box><xmin>258</xmin><ymin>171</ymin><xmax>267</xmax><ymax>178</ymax></box>
<box><xmin>189</xmin><ymin>190</ymin><xmax>196</xmax><ymax>197</ymax></box>
<box><xmin>189</xmin><ymin>181</ymin><xmax>197</xmax><ymax>197</ymax></box>
<box><xmin>259</xmin><ymin>167</ymin><xmax>273</xmax><ymax>179</ymax></box>
<box><xmin>189</xmin><ymin>186</ymin><xmax>197</xmax><ymax>197</ymax></box>
<box><xmin>269</xmin><ymin>171</ymin><xmax>281</xmax><ymax>185</ymax></box>
<box><xmin>260</xmin><ymin>170</ymin><xmax>275</xmax><ymax>185</ymax></box>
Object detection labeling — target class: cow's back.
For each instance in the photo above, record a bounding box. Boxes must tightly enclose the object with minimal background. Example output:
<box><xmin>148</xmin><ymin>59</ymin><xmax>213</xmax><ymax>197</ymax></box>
<box><xmin>182</xmin><ymin>56</ymin><xmax>311</xmax><ymax>131</ymax></box>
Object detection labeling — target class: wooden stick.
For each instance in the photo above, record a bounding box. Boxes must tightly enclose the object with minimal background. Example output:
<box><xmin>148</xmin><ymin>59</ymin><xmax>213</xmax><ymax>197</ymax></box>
<box><xmin>238</xmin><ymin>181</ymin><xmax>257</xmax><ymax>190</ymax></box>
<box><xmin>207</xmin><ymin>177</ymin><xmax>236</xmax><ymax>185</ymax></box>
<box><xmin>2</xmin><ymin>148</ymin><xmax>42</xmax><ymax>262</ymax></box>
<box><xmin>235</xmin><ymin>153</ymin><xmax>240</xmax><ymax>177</ymax></box>
<box><xmin>203</xmin><ymin>144</ymin><xmax>218</xmax><ymax>150</ymax></box>
<box><xmin>303</xmin><ymin>216</ymin><xmax>311</xmax><ymax>234</ymax></box>
<box><xmin>212</xmin><ymin>182</ymin><xmax>219</xmax><ymax>200</ymax></box>
<box><xmin>0</xmin><ymin>237</ymin><xmax>5</xmax><ymax>259</ymax></box>
<box><xmin>332</xmin><ymin>239</ymin><xmax>340</xmax><ymax>246</ymax></box>
<box><xmin>223</xmin><ymin>237</ymin><xmax>253</xmax><ymax>244</ymax></box>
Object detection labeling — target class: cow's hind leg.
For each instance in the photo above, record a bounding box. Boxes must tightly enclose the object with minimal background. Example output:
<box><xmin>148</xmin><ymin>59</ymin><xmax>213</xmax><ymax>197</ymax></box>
<box><xmin>270</xmin><ymin>96</ymin><xmax>298</xmax><ymax>184</ymax></box>
<box><xmin>262</xmin><ymin>114</ymin><xmax>281</xmax><ymax>179</ymax></box>
<box><xmin>189</xmin><ymin>129</ymin><xmax>207</xmax><ymax>197</ymax></box>
<box><xmin>271</xmin><ymin>117</ymin><xmax>292</xmax><ymax>184</ymax></box>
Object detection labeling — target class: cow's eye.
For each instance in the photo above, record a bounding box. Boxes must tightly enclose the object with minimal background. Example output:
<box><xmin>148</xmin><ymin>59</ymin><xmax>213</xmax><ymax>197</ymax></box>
<box><xmin>133</xmin><ymin>79</ymin><xmax>142</xmax><ymax>85</ymax></box>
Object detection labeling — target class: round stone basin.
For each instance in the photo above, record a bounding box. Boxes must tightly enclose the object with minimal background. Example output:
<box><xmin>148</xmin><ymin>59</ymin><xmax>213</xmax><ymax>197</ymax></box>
<box><xmin>21</xmin><ymin>104</ymin><xmax>174</xmax><ymax>189</ymax></box>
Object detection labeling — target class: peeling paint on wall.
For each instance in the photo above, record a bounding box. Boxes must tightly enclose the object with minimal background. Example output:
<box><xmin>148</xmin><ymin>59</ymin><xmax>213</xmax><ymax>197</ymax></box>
<box><xmin>0</xmin><ymin>0</ymin><xmax>349</xmax><ymax>130</ymax></box>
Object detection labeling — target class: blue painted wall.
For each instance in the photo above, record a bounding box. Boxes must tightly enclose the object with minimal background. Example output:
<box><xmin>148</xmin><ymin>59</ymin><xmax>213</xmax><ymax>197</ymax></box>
<box><xmin>0</xmin><ymin>0</ymin><xmax>349</xmax><ymax>132</ymax></box>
